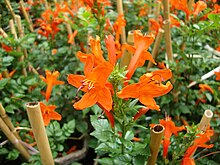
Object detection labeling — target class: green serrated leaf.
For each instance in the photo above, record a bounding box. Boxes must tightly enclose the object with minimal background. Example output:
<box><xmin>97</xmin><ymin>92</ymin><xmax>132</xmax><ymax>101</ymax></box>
<box><xmin>96</xmin><ymin>157</ymin><xmax>114</xmax><ymax>165</ymax></box>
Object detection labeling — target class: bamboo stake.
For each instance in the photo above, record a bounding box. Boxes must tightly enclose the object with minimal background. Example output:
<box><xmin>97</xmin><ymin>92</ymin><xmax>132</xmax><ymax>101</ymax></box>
<box><xmin>19</xmin><ymin>0</ymin><xmax>34</xmax><ymax>32</ymax></box>
<box><xmin>162</xmin><ymin>0</ymin><xmax>173</xmax><ymax>62</ymax></box>
<box><xmin>0</xmin><ymin>104</ymin><xmax>21</xmax><ymax>139</ymax></box>
<box><xmin>26</xmin><ymin>102</ymin><xmax>54</xmax><ymax>165</ymax></box>
<box><xmin>147</xmin><ymin>124</ymin><xmax>165</xmax><ymax>165</ymax></box>
<box><xmin>0</xmin><ymin>28</ymin><xmax>8</xmax><ymax>38</ymax></box>
<box><xmin>9</xmin><ymin>19</ymin><xmax>18</xmax><ymax>39</ymax></box>
<box><xmin>0</xmin><ymin>28</ymin><xmax>10</xmax><ymax>77</ymax></box>
<box><xmin>0</xmin><ymin>117</ymin><xmax>30</xmax><ymax>161</ymax></box>
<box><xmin>198</xmin><ymin>110</ymin><xmax>213</xmax><ymax>132</ymax></box>
<box><xmin>4</xmin><ymin>0</ymin><xmax>16</xmax><ymax>20</ymax></box>
<box><xmin>116</xmin><ymin>0</ymin><xmax>126</xmax><ymax>44</ymax></box>
<box><xmin>147</xmin><ymin>28</ymin><xmax>164</xmax><ymax>70</ymax></box>
<box><xmin>154</xmin><ymin>0</ymin><xmax>161</xmax><ymax>22</ymax></box>
<box><xmin>188</xmin><ymin>0</ymin><xmax>194</xmax><ymax>11</ymax></box>
<box><xmin>120</xmin><ymin>31</ymin><xmax>134</xmax><ymax>69</ymax></box>
<box><xmin>43</xmin><ymin>0</ymin><xmax>49</xmax><ymax>9</ymax></box>
<box><xmin>15</xmin><ymin>15</ymin><xmax>27</xmax><ymax>76</ymax></box>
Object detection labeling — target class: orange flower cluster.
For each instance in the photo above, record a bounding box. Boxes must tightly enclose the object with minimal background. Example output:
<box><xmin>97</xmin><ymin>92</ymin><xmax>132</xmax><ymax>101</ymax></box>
<box><xmin>68</xmin><ymin>31</ymin><xmax>173</xmax><ymax>127</ymax></box>
<box><xmin>181</xmin><ymin>127</ymin><xmax>214</xmax><ymax>165</ymax></box>
<box><xmin>39</xmin><ymin>70</ymin><xmax>64</xmax><ymax>126</ymax></box>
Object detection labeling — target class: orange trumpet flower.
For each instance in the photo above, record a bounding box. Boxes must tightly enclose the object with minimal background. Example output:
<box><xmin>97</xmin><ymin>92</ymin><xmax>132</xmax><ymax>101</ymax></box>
<box><xmin>117</xmin><ymin>69</ymin><xmax>173</xmax><ymax>110</ymax></box>
<box><xmin>181</xmin><ymin>127</ymin><xmax>214</xmax><ymax>165</ymax></box>
<box><xmin>40</xmin><ymin>70</ymin><xmax>64</xmax><ymax>102</ymax></box>
<box><xmin>160</xmin><ymin>116</ymin><xmax>185</xmax><ymax>158</ymax></box>
<box><xmin>214</xmin><ymin>70</ymin><xmax>220</xmax><ymax>81</ymax></box>
<box><xmin>123</xmin><ymin>30</ymin><xmax>156</xmax><ymax>80</ymax></box>
<box><xmin>193</xmin><ymin>1</ymin><xmax>207</xmax><ymax>17</ymax></box>
<box><xmin>40</xmin><ymin>102</ymin><xmax>62</xmax><ymax>126</ymax></box>
<box><xmin>68</xmin><ymin>61</ymin><xmax>114</xmax><ymax>111</ymax></box>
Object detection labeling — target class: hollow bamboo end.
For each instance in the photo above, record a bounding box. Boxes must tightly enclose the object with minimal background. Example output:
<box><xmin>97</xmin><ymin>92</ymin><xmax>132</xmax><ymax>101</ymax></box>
<box><xmin>158</xmin><ymin>28</ymin><xmax>164</xmax><ymax>33</ymax></box>
<box><xmin>127</xmin><ymin>31</ymin><xmax>134</xmax><ymax>44</ymax></box>
<box><xmin>152</xmin><ymin>124</ymin><xmax>164</xmax><ymax>134</ymax></box>
<box><xmin>204</xmin><ymin>109</ymin><xmax>213</xmax><ymax>119</ymax></box>
<box><xmin>25</xmin><ymin>102</ymin><xmax>40</xmax><ymax>109</ymax></box>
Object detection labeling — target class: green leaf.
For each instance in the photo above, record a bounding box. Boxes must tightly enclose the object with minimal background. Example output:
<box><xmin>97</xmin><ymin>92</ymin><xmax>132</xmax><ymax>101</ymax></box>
<box><xmin>125</xmin><ymin>131</ymin><xmax>134</xmax><ymax>141</ymax></box>
<box><xmin>133</xmin><ymin>156</ymin><xmax>146</xmax><ymax>165</ymax></box>
<box><xmin>3</xmin><ymin>56</ymin><xmax>14</xmax><ymax>63</ymax></box>
<box><xmin>6</xmin><ymin>149</ymin><xmax>19</xmax><ymax>160</ymax></box>
<box><xmin>205</xmin><ymin>93</ymin><xmax>212</xmax><ymax>102</ymax></box>
<box><xmin>0</xmin><ymin>148</ymin><xmax>8</xmax><ymax>155</ymax></box>
<box><xmin>5</xmin><ymin>105</ymin><xmax>15</xmax><ymax>114</ymax></box>
<box><xmin>96</xmin><ymin>157</ymin><xmax>114</xmax><ymax>165</ymax></box>
<box><xmin>0</xmin><ymin>78</ymin><xmax>9</xmax><ymax>90</ymax></box>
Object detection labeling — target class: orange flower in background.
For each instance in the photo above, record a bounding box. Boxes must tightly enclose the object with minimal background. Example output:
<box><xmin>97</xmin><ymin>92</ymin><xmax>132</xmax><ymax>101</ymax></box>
<box><xmin>37</xmin><ymin>8</ymin><xmax>63</xmax><ymax>39</ymax></box>
<box><xmin>105</xmin><ymin>35</ymin><xmax>116</xmax><ymax>65</ymax></box>
<box><xmin>40</xmin><ymin>102</ymin><xmax>62</xmax><ymax>126</ymax></box>
<box><xmin>199</xmin><ymin>84</ymin><xmax>214</xmax><ymax>94</ymax></box>
<box><xmin>118</xmin><ymin>69</ymin><xmax>173</xmax><ymax>110</ymax></box>
<box><xmin>149</xmin><ymin>18</ymin><xmax>161</xmax><ymax>34</ymax></box>
<box><xmin>181</xmin><ymin>127</ymin><xmax>214</xmax><ymax>165</ymax></box>
<box><xmin>139</xmin><ymin>4</ymin><xmax>148</xmax><ymax>16</ymax></box>
<box><xmin>123</xmin><ymin>30</ymin><xmax>156</xmax><ymax>80</ymax></box>
<box><xmin>1</xmin><ymin>43</ymin><xmax>13</xmax><ymax>52</ymax></box>
<box><xmin>214</xmin><ymin>70</ymin><xmax>220</xmax><ymax>80</ymax></box>
<box><xmin>68</xmin><ymin>61</ymin><xmax>114</xmax><ymax>111</ymax></box>
<box><xmin>193</xmin><ymin>1</ymin><xmax>207</xmax><ymax>17</ymax></box>
<box><xmin>160</xmin><ymin>116</ymin><xmax>185</xmax><ymax>158</ymax></box>
<box><xmin>40</xmin><ymin>70</ymin><xmax>64</xmax><ymax>102</ymax></box>
<box><xmin>77</xmin><ymin>36</ymin><xmax>105</xmax><ymax>67</ymax></box>
<box><xmin>133</xmin><ymin>107</ymin><xmax>150</xmax><ymax>121</ymax></box>
<box><xmin>68</xmin><ymin>30</ymin><xmax>78</xmax><ymax>45</ymax></box>
<box><xmin>170</xmin><ymin>0</ymin><xmax>191</xmax><ymax>19</ymax></box>
<box><xmin>113</xmin><ymin>14</ymin><xmax>126</xmax><ymax>46</ymax></box>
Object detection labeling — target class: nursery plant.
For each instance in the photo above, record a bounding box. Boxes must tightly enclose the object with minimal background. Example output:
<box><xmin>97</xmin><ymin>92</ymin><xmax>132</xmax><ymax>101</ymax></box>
<box><xmin>0</xmin><ymin>0</ymin><xmax>220</xmax><ymax>165</ymax></box>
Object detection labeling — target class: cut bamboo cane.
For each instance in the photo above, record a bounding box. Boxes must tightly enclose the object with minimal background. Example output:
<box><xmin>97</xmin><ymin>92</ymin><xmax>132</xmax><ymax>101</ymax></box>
<box><xmin>15</xmin><ymin>15</ymin><xmax>27</xmax><ymax>77</ymax></box>
<box><xmin>147</xmin><ymin>28</ymin><xmax>164</xmax><ymax>70</ymax></box>
<box><xmin>147</xmin><ymin>124</ymin><xmax>165</xmax><ymax>165</ymax></box>
<box><xmin>0</xmin><ymin>28</ymin><xmax>8</xmax><ymax>38</ymax></box>
<box><xmin>116</xmin><ymin>0</ymin><xmax>126</xmax><ymax>44</ymax></box>
<box><xmin>9</xmin><ymin>19</ymin><xmax>18</xmax><ymax>39</ymax></box>
<box><xmin>0</xmin><ymin>28</ymin><xmax>11</xmax><ymax>77</ymax></box>
<box><xmin>154</xmin><ymin>0</ymin><xmax>161</xmax><ymax>22</ymax></box>
<box><xmin>0</xmin><ymin>117</ymin><xmax>30</xmax><ymax>161</ymax></box>
<box><xmin>4</xmin><ymin>0</ymin><xmax>16</xmax><ymax>20</ymax></box>
<box><xmin>19</xmin><ymin>0</ymin><xmax>34</xmax><ymax>32</ymax></box>
<box><xmin>43</xmin><ymin>0</ymin><xmax>49</xmax><ymax>9</ymax></box>
<box><xmin>188</xmin><ymin>0</ymin><xmax>194</xmax><ymax>11</ymax></box>
<box><xmin>0</xmin><ymin>104</ymin><xmax>21</xmax><ymax>139</ymax></box>
<box><xmin>162</xmin><ymin>0</ymin><xmax>174</xmax><ymax>62</ymax></box>
<box><xmin>198</xmin><ymin>110</ymin><xmax>213</xmax><ymax>132</ymax></box>
<box><xmin>26</xmin><ymin>102</ymin><xmax>54</xmax><ymax>165</ymax></box>
<box><xmin>163</xmin><ymin>20</ymin><xmax>173</xmax><ymax>62</ymax></box>
<box><xmin>120</xmin><ymin>31</ymin><xmax>134</xmax><ymax>69</ymax></box>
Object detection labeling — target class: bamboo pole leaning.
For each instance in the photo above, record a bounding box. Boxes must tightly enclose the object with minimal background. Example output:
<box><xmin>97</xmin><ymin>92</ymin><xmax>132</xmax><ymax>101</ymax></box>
<box><xmin>19</xmin><ymin>0</ymin><xmax>34</xmax><ymax>32</ymax></box>
<box><xmin>0</xmin><ymin>28</ymin><xmax>10</xmax><ymax>77</ymax></box>
<box><xmin>4</xmin><ymin>0</ymin><xmax>16</xmax><ymax>20</ymax></box>
<box><xmin>116</xmin><ymin>0</ymin><xmax>126</xmax><ymax>44</ymax></box>
<box><xmin>147</xmin><ymin>124</ymin><xmax>165</xmax><ymax>165</ymax></box>
<box><xmin>0</xmin><ymin>117</ymin><xmax>30</xmax><ymax>161</ymax></box>
<box><xmin>162</xmin><ymin>0</ymin><xmax>173</xmax><ymax>62</ymax></box>
<box><xmin>0</xmin><ymin>104</ymin><xmax>21</xmax><ymax>139</ymax></box>
<box><xmin>26</xmin><ymin>102</ymin><xmax>54</xmax><ymax>165</ymax></box>
<box><xmin>154</xmin><ymin>0</ymin><xmax>161</xmax><ymax>22</ymax></box>
<box><xmin>147</xmin><ymin>28</ymin><xmax>164</xmax><ymax>70</ymax></box>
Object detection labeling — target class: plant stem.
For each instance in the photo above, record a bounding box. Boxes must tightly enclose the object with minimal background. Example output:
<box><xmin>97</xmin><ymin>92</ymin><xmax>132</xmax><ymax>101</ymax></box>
<box><xmin>121</xmin><ymin>121</ymin><xmax>125</xmax><ymax>154</ymax></box>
